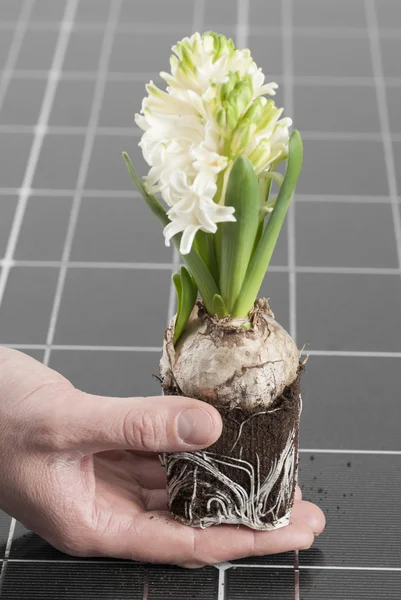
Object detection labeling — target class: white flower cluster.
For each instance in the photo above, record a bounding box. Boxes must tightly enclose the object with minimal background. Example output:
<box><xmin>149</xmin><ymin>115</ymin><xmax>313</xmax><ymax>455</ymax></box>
<box><xmin>135</xmin><ymin>32</ymin><xmax>292</xmax><ymax>254</ymax></box>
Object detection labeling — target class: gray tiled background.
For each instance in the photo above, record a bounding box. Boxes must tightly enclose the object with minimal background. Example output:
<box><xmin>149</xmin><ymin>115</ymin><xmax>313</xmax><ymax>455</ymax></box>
<box><xmin>0</xmin><ymin>0</ymin><xmax>400</xmax><ymax>599</ymax></box>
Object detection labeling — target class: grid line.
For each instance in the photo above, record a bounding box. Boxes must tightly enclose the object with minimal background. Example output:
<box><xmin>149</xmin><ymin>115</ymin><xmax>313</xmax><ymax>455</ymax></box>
<box><xmin>42</xmin><ymin>0</ymin><xmax>123</xmax><ymax>367</ymax></box>
<box><xmin>1</xmin><ymin>19</ymin><xmax>401</xmax><ymax>40</ymax></box>
<box><xmin>365</xmin><ymin>0</ymin><xmax>401</xmax><ymax>274</ymax></box>
<box><xmin>0</xmin><ymin>519</ymin><xmax>15</xmax><ymax>596</ymax></box>
<box><xmin>0</xmin><ymin>0</ymin><xmax>79</xmax><ymax>313</ymax></box>
<box><xmin>0</xmin><ymin>188</ymin><xmax>396</xmax><ymax>203</ymax></box>
<box><xmin>1</xmin><ymin>261</ymin><xmax>400</xmax><ymax>276</ymax></box>
<box><xmin>0</xmin><ymin>0</ymin><xmax>35</xmax><ymax>113</ymax></box>
<box><xmin>4</xmin><ymin>124</ymin><xmax>401</xmax><ymax>142</ymax></box>
<box><xmin>3</xmin><ymin>345</ymin><xmax>401</xmax><ymax>359</ymax></box>
<box><xmin>8</xmin><ymin>70</ymin><xmax>401</xmax><ymax>88</ymax></box>
<box><xmin>2</xmin><ymin>557</ymin><xmax>400</xmax><ymax>571</ymax></box>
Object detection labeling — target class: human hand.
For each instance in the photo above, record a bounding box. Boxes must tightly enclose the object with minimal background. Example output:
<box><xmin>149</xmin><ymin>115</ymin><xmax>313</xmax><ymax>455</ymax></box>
<box><xmin>0</xmin><ymin>348</ymin><xmax>325</xmax><ymax>567</ymax></box>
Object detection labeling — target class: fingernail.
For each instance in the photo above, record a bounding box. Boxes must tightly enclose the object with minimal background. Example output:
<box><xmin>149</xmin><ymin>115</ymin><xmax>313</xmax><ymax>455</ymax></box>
<box><xmin>177</xmin><ymin>409</ymin><xmax>214</xmax><ymax>445</ymax></box>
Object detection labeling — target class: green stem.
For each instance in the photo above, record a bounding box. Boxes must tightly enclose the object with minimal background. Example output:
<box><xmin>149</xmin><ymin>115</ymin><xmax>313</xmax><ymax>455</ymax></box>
<box><xmin>232</xmin><ymin>131</ymin><xmax>303</xmax><ymax>317</ymax></box>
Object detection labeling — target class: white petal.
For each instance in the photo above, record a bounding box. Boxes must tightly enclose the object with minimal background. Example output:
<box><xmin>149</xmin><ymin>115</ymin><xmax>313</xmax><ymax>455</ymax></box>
<box><xmin>180</xmin><ymin>225</ymin><xmax>201</xmax><ymax>254</ymax></box>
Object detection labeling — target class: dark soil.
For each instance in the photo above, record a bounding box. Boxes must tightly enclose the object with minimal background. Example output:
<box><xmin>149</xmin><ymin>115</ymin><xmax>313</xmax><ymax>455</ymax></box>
<box><xmin>162</xmin><ymin>375</ymin><xmax>302</xmax><ymax>528</ymax></box>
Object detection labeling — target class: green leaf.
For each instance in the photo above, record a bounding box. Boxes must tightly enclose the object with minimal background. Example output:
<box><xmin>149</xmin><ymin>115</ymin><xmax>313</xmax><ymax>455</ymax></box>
<box><xmin>193</xmin><ymin>230</ymin><xmax>219</xmax><ymax>285</ymax></box>
<box><xmin>172</xmin><ymin>272</ymin><xmax>183</xmax><ymax>324</ymax></box>
<box><xmin>212</xmin><ymin>294</ymin><xmax>228</xmax><ymax>318</ymax></box>
<box><xmin>122</xmin><ymin>152</ymin><xmax>168</xmax><ymax>227</ymax></box>
<box><xmin>182</xmin><ymin>251</ymin><xmax>219</xmax><ymax>315</ymax></box>
<box><xmin>219</xmin><ymin>155</ymin><xmax>260</xmax><ymax>313</ymax></box>
<box><xmin>173</xmin><ymin>267</ymin><xmax>198</xmax><ymax>344</ymax></box>
<box><xmin>232</xmin><ymin>130</ymin><xmax>303</xmax><ymax>317</ymax></box>
<box><xmin>123</xmin><ymin>152</ymin><xmax>220</xmax><ymax>314</ymax></box>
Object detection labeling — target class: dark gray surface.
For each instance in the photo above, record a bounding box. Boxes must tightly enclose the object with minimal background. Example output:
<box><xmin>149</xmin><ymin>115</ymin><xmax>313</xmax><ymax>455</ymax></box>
<box><xmin>98</xmin><ymin>79</ymin><xmax>152</xmax><ymax>127</ymax></box>
<box><xmin>294</xmin><ymin>84</ymin><xmax>381</xmax><ymax>133</ymax></box>
<box><xmin>109</xmin><ymin>31</ymin><xmax>183</xmax><ymax>73</ymax></box>
<box><xmin>1</xmin><ymin>563</ymin><xmax>144</xmax><ymax>599</ymax></box>
<box><xmin>298</xmin><ymin>139</ymin><xmax>389</xmax><ymax>196</ymax></box>
<box><xmin>16</xmin><ymin>30</ymin><xmax>58</xmax><ymax>70</ymax></box>
<box><xmin>0</xmin><ymin>267</ymin><xmax>58</xmax><ymax>344</ymax></box>
<box><xmin>53</xmin><ymin>268</ymin><xmax>171</xmax><ymax>346</ymax></box>
<box><xmin>300</xmin><ymin>357</ymin><xmax>401</xmax><ymax>450</ymax></box>
<box><xmin>0</xmin><ymin>79</ymin><xmax>45</xmax><ymax>126</ymax></box>
<box><xmin>120</xmin><ymin>0</ymin><xmax>194</xmax><ymax>25</ymax></box>
<box><xmin>63</xmin><ymin>30</ymin><xmax>104</xmax><ymax>71</ymax></box>
<box><xmin>70</xmin><ymin>196</ymin><xmax>173</xmax><ymax>262</ymax></box>
<box><xmin>86</xmin><ymin>134</ymin><xmax>148</xmax><ymax>190</ymax></box>
<box><xmin>33</xmin><ymin>134</ymin><xmax>85</xmax><ymax>189</ymax></box>
<box><xmin>293</xmin><ymin>0</ymin><xmax>366</xmax><ymax>28</ymax></box>
<box><xmin>259</xmin><ymin>271</ymin><xmax>290</xmax><ymax>333</ymax></box>
<box><xmin>380</xmin><ymin>37</ymin><xmax>401</xmax><ymax>78</ymax></box>
<box><xmin>0</xmin><ymin>0</ymin><xmax>400</xmax><ymax>599</ymax></box>
<box><xmin>392</xmin><ymin>141</ymin><xmax>401</xmax><ymax>190</ymax></box>
<box><xmin>387</xmin><ymin>86</ymin><xmax>401</xmax><ymax>133</ymax></box>
<box><xmin>0</xmin><ymin>197</ymin><xmax>17</xmax><ymax>258</ymax></box>
<box><xmin>49</xmin><ymin>349</ymin><xmax>162</xmax><ymax>398</ymax></box>
<box><xmin>0</xmin><ymin>512</ymin><xmax>11</xmax><ymax>560</ymax></box>
<box><xmin>15</xmin><ymin>196</ymin><xmax>73</xmax><ymax>260</ymax></box>
<box><xmin>248</xmin><ymin>0</ymin><xmax>282</xmax><ymax>26</ymax></box>
<box><xmin>297</xmin><ymin>273</ymin><xmax>401</xmax><ymax>351</ymax></box>
<box><xmin>227</xmin><ymin>568</ymin><xmax>295</xmax><ymax>600</ymax></box>
<box><xmin>298</xmin><ymin>454</ymin><xmax>401</xmax><ymax>567</ymax></box>
<box><xmin>30</xmin><ymin>0</ymin><xmax>66</xmax><ymax>23</ymax></box>
<box><xmin>296</xmin><ymin>202</ymin><xmax>398</xmax><ymax>268</ymax></box>
<box><xmin>299</xmin><ymin>569</ymin><xmax>401</xmax><ymax>600</ymax></box>
<box><xmin>148</xmin><ymin>566</ymin><xmax>218</xmax><ymax>600</ymax></box>
<box><xmin>75</xmin><ymin>0</ymin><xmax>111</xmax><ymax>23</ymax></box>
<box><xmin>49</xmin><ymin>80</ymin><xmax>96</xmax><ymax>126</ymax></box>
<box><xmin>247</xmin><ymin>32</ymin><xmax>283</xmax><ymax>78</ymax></box>
<box><xmin>0</xmin><ymin>133</ymin><xmax>33</xmax><ymax>188</ymax></box>
<box><xmin>293</xmin><ymin>36</ymin><xmax>373</xmax><ymax>78</ymax></box>
<box><xmin>0</xmin><ymin>1</ymin><xmax>25</xmax><ymax>21</ymax></box>
<box><xmin>0</xmin><ymin>32</ymin><xmax>14</xmax><ymax>69</ymax></box>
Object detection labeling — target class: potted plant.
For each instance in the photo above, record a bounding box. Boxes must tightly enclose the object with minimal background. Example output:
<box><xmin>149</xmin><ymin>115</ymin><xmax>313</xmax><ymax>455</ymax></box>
<box><xmin>123</xmin><ymin>32</ymin><xmax>303</xmax><ymax>531</ymax></box>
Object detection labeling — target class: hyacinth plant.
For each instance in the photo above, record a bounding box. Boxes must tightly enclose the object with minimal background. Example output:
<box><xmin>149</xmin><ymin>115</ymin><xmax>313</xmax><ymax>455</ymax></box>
<box><xmin>123</xmin><ymin>32</ymin><xmax>304</xmax><ymax>531</ymax></box>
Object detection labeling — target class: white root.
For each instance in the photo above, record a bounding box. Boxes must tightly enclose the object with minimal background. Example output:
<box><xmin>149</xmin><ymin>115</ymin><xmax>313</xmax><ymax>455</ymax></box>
<box><xmin>230</xmin><ymin>411</ymin><xmax>269</xmax><ymax>452</ymax></box>
<box><xmin>164</xmin><ymin>425</ymin><xmax>297</xmax><ymax>531</ymax></box>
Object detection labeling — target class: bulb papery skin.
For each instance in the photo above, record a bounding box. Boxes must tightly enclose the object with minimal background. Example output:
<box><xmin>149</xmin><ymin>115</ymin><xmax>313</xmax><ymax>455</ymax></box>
<box><xmin>135</xmin><ymin>32</ymin><xmax>292</xmax><ymax>254</ymax></box>
<box><xmin>161</xmin><ymin>302</ymin><xmax>300</xmax><ymax>409</ymax></box>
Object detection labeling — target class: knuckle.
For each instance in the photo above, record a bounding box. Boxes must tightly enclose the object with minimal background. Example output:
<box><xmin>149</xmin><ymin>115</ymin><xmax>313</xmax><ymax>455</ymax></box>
<box><xmin>31</xmin><ymin>410</ymin><xmax>68</xmax><ymax>451</ymax></box>
<box><xmin>125</xmin><ymin>410</ymin><xmax>166</xmax><ymax>451</ymax></box>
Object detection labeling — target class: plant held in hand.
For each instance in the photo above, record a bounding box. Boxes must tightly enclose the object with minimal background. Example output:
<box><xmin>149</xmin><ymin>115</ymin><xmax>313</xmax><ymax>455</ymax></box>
<box><xmin>123</xmin><ymin>32</ymin><xmax>303</xmax><ymax>531</ymax></box>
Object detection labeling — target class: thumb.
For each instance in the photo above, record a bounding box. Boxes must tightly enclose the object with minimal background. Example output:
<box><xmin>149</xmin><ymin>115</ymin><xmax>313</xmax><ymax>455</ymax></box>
<box><xmin>51</xmin><ymin>389</ymin><xmax>223</xmax><ymax>454</ymax></box>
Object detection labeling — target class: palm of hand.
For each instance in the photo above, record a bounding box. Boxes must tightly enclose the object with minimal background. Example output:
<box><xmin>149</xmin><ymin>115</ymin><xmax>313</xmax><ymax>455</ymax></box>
<box><xmin>68</xmin><ymin>450</ymin><xmax>321</xmax><ymax>567</ymax></box>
